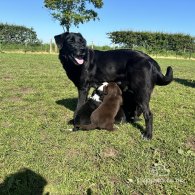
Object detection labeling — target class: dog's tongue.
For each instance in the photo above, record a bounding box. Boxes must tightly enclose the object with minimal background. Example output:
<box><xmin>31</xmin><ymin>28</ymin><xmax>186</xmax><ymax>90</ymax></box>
<box><xmin>75</xmin><ymin>57</ymin><xmax>84</xmax><ymax>65</ymax></box>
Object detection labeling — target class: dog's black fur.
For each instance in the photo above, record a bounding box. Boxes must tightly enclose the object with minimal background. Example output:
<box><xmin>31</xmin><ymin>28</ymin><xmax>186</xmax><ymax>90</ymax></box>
<box><xmin>73</xmin><ymin>83</ymin><xmax>126</xmax><ymax>131</ymax></box>
<box><xmin>55</xmin><ymin>32</ymin><xmax>173</xmax><ymax>139</ymax></box>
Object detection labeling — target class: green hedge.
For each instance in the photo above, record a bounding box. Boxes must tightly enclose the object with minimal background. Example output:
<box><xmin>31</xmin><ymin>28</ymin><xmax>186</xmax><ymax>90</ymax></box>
<box><xmin>0</xmin><ymin>23</ymin><xmax>41</xmax><ymax>45</ymax></box>
<box><xmin>107</xmin><ymin>30</ymin><xmax>195</xmax><ymax>56</ymax></box>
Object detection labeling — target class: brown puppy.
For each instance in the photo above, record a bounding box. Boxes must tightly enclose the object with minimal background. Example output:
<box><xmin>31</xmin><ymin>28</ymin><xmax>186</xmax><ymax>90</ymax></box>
<box><xmin>77</xmin><ymin>82</ymin><xmax>123</xmax><ymax>131</ymax></box>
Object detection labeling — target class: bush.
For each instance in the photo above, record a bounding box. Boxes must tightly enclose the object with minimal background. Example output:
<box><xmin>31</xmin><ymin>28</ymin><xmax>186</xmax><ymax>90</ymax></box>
<box><xmin>0</xmin><ymin>23</ymin><xmax>41</xmax><ymax>45</ymax></box>
<box><xmin>107</xmin><ymin>30</ymin><xmax>195</xmax><ymax>58</ymax></box>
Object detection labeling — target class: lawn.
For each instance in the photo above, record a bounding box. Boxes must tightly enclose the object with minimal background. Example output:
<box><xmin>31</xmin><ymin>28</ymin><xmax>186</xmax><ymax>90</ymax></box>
<box><xmin>0</xmin><ymin>53</ymin><xmax>194</xmax><ymax>194</ymax></box>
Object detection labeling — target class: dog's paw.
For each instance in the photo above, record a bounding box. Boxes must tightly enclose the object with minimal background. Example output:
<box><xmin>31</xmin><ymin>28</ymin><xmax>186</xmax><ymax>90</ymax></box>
<box><xmin>60</xmin><ymin>128</ymin><xmax>73</xmax><ymax>132</ymax></box>
<box><xmin>114</xmin><ymin>125</ymin><xmax>119</xmax><ymax>129</ymax></box>
<box><xmin>68</xmin><ymin>119</ymin><xmax>74</xmax><ymax>125</ymax></box>
<box><xmin>72</xmin><ymin>126</ymin><xmax>80</xmax><ymax>132</ymax></box>
<box><xmin>142</xmin><ymin>132</ymin><xmax>152</xmax><ymax>140</ymax></box>
<box><xmin>129</xmin><ymin>117</ymin><xmax>142</xmax><ymax>123</ymax></box>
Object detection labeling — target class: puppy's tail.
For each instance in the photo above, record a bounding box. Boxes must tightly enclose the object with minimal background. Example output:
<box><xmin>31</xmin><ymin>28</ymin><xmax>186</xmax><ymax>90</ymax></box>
<box><xmin>156</xmin><ymin>66</ymin><xmax>173</xmax><ymax>86</ymax></box>
<box><xmin>76</xmin><ymin>124</ymin><xmax>97</xmax><ymax>131</ymax></box>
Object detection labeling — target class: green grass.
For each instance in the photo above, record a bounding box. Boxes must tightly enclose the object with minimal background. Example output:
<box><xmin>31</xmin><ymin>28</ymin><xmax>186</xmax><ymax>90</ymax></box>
<box><xmin>0</xmin><ymin>53</ymin><xmax>194</xmax><ymax>194</ymax></box>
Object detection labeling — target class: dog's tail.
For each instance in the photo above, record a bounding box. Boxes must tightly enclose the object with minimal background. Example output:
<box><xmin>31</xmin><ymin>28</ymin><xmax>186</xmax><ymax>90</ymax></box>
<box><xmin>75</xmin><ymin>124</ymin><xmax>97</xmax><ymax>131</ymax></box>
<box><xmin>155</xmin><ymin>66</ymin><xmax>173</xmax><ymax>86</ymax></box>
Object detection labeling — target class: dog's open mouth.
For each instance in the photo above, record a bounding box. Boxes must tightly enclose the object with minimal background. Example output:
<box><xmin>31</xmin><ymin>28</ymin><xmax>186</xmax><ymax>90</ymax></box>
<box><xmin>75</xmin><ymin>57</ymin><xmax>84</xmax><ymax>65</ymax></box>
<box><xmin>70</xmin><ymin>55</ymin><xmax>84</xmax><ymax>65</ymax></box>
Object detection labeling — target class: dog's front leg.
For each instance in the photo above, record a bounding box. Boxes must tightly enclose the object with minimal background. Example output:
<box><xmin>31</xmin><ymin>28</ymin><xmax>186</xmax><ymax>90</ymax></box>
<box><xmin>73</xmin><ymin>87</ymin><xmax>90</xmax><ymax>119</ymax></box>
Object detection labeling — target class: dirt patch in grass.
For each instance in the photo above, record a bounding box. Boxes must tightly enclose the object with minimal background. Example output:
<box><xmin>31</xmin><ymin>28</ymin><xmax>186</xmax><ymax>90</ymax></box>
<box><xmin>2</xmin><ymin>75</ymin><xmax>14</xmax><ymax>81</ymax></box>
<box><xmin>10</xmin><ymin>87</ymin><xmax>35</xmax><ymax>95</ymax></box>
<box><xmin>18</xmin><ymin>87</ymin><xmax>34</xmax><ymax>94</ymax></box>
<box><xmin>101</xmin><ymin>147</ymin><xmax>119</xmax><ymax>158</ymax></box>
<box><xmin>65</xmin><ymin>148</ymin><xmax>81</xmax><ymax>159</ymax></box>
<box><xmin>185</xmin><ymin>137</ymin><xmax>195</xmax><ymax>151</ymax></box>
<box><xmin>9</xmin><ymin>96</ymin><xmax>23</xmax><ymax>102</ymax></box>
<box><xmin>7</xmin><ymin>88</ymin><xmax>35</xmax><ymax>101</ymax></box>
<box><xmin>1</xmin><ymin>121</ymin><xmax>12</xmax><ymax>128</ymax></box>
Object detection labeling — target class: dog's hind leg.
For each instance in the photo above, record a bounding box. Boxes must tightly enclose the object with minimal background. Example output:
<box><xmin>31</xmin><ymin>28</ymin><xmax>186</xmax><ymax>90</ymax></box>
<box><xmin>142</xmin><ymin>104</ymin><xmax>153</xmax><ymax>140</ymax></box>
<box><xmin>133</xmin><ymin>89</ymin><xmax>153</xmax><ymax>139</ymax></box>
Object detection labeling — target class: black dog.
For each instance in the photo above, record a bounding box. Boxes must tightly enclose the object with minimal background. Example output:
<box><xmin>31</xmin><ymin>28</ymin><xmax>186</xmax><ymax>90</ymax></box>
<box><xmin>74</xmin><ymin>82</ymin><xmax>126</xmax><ymax>131</ymax></box>
<box><xmin>55</xmin><ymin>32</ymin><xmax>173</xmax><ymax>139</ymax></box>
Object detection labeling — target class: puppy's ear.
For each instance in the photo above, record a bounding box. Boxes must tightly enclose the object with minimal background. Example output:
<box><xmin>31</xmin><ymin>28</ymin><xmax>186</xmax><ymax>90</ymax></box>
<box><xmin>116</xmin><ymin>81</ymin><xmax>122</xmax><ymax>85</ymax></box>
<box><xmin>54</xmin><ymin>32</ymin><xmax>69</xmax><ymax>49</ymax></box>
<box><xmin>117</xmin><ymin>86</ymin><xmax>122</xmax><ymax>96</ymax></box>
<box><xmin>103</xmin><ymin>85</ymin><xmax>108</xmax><ymax>95</ymax></box>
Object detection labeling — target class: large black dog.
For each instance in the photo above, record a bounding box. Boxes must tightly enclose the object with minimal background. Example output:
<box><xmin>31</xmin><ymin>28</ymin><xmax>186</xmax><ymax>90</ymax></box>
<box><xmin>55</xmin><ymin>32</ymin><xmax>173</xmax><ymax>139</ymax></box>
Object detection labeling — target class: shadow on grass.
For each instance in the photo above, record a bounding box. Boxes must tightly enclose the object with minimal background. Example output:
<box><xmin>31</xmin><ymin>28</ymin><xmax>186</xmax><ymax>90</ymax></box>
<box><xmin>174</xmin><ymin>78</ymin><xmax>195</xmax><ymax>88</ymax></box>
<box><xmin>0</xmin><ymin>168</ymin><xmax>48</xmax><ymax>195</ymax></box>
<box><xmin>56</xmin><ymin>98</ymin><xmax>77</xmax><ymax>111</ymax></box>
<box><xmin>87</xmin><ymin>188</ymin><xmax>93</xmax><ymax>195</ymax></box>
<box><xmin>132</xmin><ymin>122</ymin><xmax>145</xmax><ymax>135</ymax></box>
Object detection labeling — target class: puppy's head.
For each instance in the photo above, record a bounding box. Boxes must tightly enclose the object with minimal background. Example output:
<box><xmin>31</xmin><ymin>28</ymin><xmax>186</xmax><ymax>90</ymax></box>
<box><xmin>97</xmin><ymin>82</ymin><xmax>108</xmax><ymax>91</ymax></box>
<box><xmin>103</xmin><ymin>82</ymin><xmax>122</xmax><ymax>96</ymax></box>
<box><xmin>90</xmin><ymin>82</ymin><xmax>108</xmax><ymax>102</ymax></box>
<box><xmin>54</xmin><ymin>32</ymin><xmax>87</xmax><ymax>65</ymax></box>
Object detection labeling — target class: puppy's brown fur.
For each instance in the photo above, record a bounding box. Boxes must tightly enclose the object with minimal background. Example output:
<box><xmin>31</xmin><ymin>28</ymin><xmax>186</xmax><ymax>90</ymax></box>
<box><xmin>77</xmin><ymin>83</ymin><xmax>123</xmax><ymax>131</ymax></box>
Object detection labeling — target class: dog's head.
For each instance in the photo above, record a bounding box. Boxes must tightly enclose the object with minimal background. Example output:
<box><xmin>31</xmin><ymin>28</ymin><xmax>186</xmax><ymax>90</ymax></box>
<box><xmin>54</xmin><ymin>32</ymin><xmax>87</xmax><ymax>66</ymax></box>
<box><xmin>90</xmin><ymin>82</ymin><xmax>108</xmax><ymax>102</ymax></box>
<box><xmin>103</xmin><ymin>82</ymin><xmax>122</xmax><ymax>96</ymax></box>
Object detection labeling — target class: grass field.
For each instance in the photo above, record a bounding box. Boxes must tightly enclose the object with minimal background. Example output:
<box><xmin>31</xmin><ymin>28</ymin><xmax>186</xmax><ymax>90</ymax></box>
<box><xmin>0</xmin><ymin>53</ymin><xmax>194</xmax><ymax>194</ymax></box>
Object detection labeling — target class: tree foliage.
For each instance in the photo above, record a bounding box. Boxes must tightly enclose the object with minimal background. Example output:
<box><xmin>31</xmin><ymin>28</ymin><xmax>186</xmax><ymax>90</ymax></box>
<box><xmin>107</xmin><ymin>31</ymin><xmax>195</xmax><ymax>53</ymax></box>
<box><xmin>0</xmin><ymin>23</ymin><xmax>41</xmax><ymax>45</ymax></box>
<box><xmin>44</xmin><ymin>0</ymin><xmax>103</xmax><ymax>32</ymax></box>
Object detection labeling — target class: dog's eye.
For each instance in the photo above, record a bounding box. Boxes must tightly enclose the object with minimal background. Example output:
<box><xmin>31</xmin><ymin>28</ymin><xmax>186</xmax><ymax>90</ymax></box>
<box><xmin>68</xmin><ymin>37</ymin><xmax>75</xmax><ymax>43</ymax></box>
<box><xmin>71</xmin><ymin>38</ymin><xmax>75</xmax><ymax>43</ymax></box>
<box><xmin>78</xmin><ymin>38</ymin><xmax>85</xmax><ymax>44</ymax></box>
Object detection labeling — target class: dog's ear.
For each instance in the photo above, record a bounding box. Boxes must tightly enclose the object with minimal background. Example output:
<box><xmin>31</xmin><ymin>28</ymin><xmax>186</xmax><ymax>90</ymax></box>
<box><xmin>54</xmin><ymin>32</ymin><xmax>69</xmax><ymax>49</ymax></box>
<box><xmin>103</xmin><ymin>85</ymin><xmax>108</xmax><ymax>95</ymax></box>
<box><xmin>77</xmin><ymin>33</ymin><xmax>87</xmax><ymax>45</ymax></box>
<box><xmin>117</xmin><ymin>86</ymin><xmax>122</xmax><ymax>96</ymax></box>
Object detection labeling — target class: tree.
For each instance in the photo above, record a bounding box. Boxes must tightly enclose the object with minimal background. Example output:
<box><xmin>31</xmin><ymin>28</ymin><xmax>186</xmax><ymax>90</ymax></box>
<box><xmin>107</xmin><ymin>30</ymin><xmax>195</xmax><ymax>53</ymax></box>
<box><xmin>0</xmin><ymin>23</ymin><xmax>41</xmax><ymax>45</ymax></box>
<box><xmin>44</xmin><ymin>0</ymin><xmax>103</xmax><ymax>32</ymax></box>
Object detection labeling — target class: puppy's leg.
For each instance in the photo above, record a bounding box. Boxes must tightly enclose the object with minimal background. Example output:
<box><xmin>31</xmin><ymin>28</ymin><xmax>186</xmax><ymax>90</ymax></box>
<box><xmin>115</xmin><ymin>107</ymin><xmax>126</xmax><ymax>124</ymax></box>
<box><xmin>104</xmin><ymin>123</ymin><xmax>116</xmax><ymax>131</ymax></box>
<box><xmin>76</xmin><ymin>123</ymin><xmax>97</xmax><ymax>131</ymax></box>
<box><xmin>131</xmin><ymin>106</ymin><xmax>142</xmax><ymax>122</ymax></box>
<box><xmin>72</xmin><ymin>125</ymin><xmax>80</xmax><ymax>131</ymax></box>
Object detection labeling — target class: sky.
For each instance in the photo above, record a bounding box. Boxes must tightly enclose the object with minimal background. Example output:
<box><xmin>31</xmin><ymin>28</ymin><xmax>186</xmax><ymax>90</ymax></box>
<box><xmin>0</xmin><ymin>0</ymin><xmax>195</xmax><ymax>46</ymax></box>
